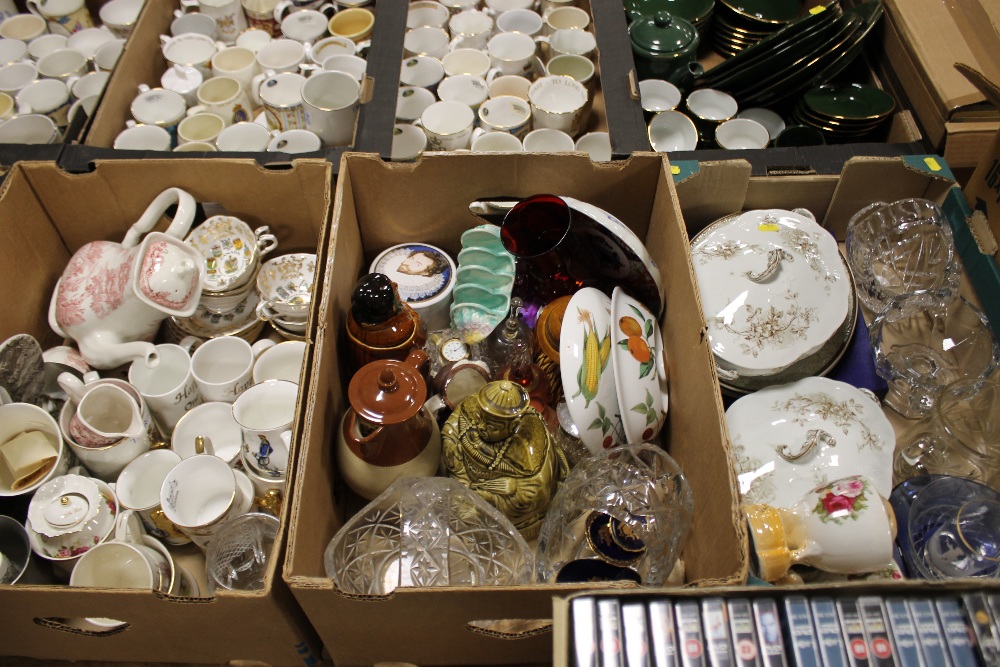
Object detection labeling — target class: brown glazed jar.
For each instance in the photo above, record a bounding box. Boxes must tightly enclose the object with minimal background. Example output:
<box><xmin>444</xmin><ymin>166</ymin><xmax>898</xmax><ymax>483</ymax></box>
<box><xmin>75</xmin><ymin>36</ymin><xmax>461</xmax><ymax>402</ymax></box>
<box><xmin>337</xmin><ymin>348</ymin><xmax>441</xmax><ymax>500</ymax></box>
<box><xmin>346</xmin><ymin>272</ymin><xmax>428</xmax><ymax>375</ymax></box>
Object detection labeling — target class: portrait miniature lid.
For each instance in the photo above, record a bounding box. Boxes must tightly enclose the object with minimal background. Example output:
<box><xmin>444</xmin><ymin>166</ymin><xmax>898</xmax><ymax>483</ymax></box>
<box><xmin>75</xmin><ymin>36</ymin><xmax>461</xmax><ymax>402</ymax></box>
<box><xmin>370</xmin><ymin>243</ymin><xmax>456</xmax><ymax>307</ymax></box>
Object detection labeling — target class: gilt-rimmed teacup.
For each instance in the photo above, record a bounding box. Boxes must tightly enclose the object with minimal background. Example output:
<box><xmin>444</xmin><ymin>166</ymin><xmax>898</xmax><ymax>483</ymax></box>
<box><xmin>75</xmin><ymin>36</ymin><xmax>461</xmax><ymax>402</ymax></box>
<box><xmin>256</xmin><ymin>252</ymin><xmax>317</xmax><ymax>320</ymax></box>
<box><xmin>185</xmin><ymin>215</ymin><xmax>278</xmax><ymax>294</ymax></box>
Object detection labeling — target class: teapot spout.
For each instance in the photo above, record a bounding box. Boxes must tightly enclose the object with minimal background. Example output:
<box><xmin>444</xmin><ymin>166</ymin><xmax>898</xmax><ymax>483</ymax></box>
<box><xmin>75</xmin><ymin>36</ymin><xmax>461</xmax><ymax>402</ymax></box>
<box><xmin>78</xmin><ymin>337</ymin><xmax>159</xmax><ymax>371</ymax></box>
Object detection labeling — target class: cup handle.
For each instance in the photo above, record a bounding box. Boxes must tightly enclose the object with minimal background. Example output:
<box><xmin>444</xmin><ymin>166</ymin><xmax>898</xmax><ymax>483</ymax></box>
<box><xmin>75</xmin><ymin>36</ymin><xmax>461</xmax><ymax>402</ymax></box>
<box><xmin>485</xmin><ymin>67</ymin><xmax>501</xmax><ymax>84</ymax></box>
<box><xmin>178</xmin><ymin>0</ymin><xmax>199</xmax><ymax>14</ymax></box>
<box><xmin>256</xmin><ymin>299</ymin><xmax>274</xmax><ymax>322</ymax></box>
<box><xmin>355</xmin><ymin>39</ymin><xmax>371</xmax><ymax>56</ymax></box>
<box><xmin>114</xmin><ymin>509</ymin><xmax>146</xmax><ymax>544</ymax></box>
<box><xmin>65</xmin><ymin>75</ymin><xmax>79</xmax><ymax>91</ymax></box>
<box><xmin>299</xmin><ymin>62</ymin><xmax>321</xmax><ymax>76</ymax></box>
<box><xmin>159</xmin><ymin>34</ymin><xmax>171</xmax><ymax>48</ymax></box>
<box><xmin>57</xmin><ymin>371</ymin><xmax>87</xmax><ymax>404</ymax></box>
<box><xmin>138</xmin><ymin>82</ymin><xmax>151</xmax><ymax>94</ymax></box>
<box><xmin>186</xmin><ymin>104</ymin><xmax>207</xmax><ymax>117</ymax></box>
<box><xmin>0</xmin><ymin>387</ymin><xmax>11</xmax><ymax>406</ymax></box>
<box><xmin>272</xmin><ymin>0</ymin><xmax>292</xmax><ymax>23</ymax></box>
<box><xmin>177</xmin><ymin>335</ymin><xmax>200</xmax><ymax>353</ymax></box>
<box><xmin>424</xmin><ymin>394</ymin><xmax>446</xmax><ymax>416</ymax></box>
<box><xmin>254</xmin><ymin>225</ymin><xmax>279</xmax><ymax>256</ymax></box>
<box><xmin>16</xmin><ymin>101</ymin><xmax>31</xmax><ymax>115</ymax></box>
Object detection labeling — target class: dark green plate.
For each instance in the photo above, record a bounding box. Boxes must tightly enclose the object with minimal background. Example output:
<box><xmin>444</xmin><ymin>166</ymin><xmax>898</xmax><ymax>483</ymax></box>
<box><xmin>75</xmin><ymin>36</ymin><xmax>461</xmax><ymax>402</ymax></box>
<box><xmin>719</xmin><ymin>0</ymin><xmax>800</xmax><ymax>24</ymax></box>
<box><xmin>728</xmin><ymin>13</ymin><xmax>859</xmax><ymax>99</ymax></box>
<box><xmin>803</xmin><ymin>81</ymin><xmax>895</xmax><ymax>119</ymax></box>
<box><xmin>698</xmin><ymin>3</ymin><xmax>842</xmax><ymax>85</ymax></box>
<box><xmin>742</xmin><ymin>1</ymin><xmax>881</xmax><ymax>107</ymax></box>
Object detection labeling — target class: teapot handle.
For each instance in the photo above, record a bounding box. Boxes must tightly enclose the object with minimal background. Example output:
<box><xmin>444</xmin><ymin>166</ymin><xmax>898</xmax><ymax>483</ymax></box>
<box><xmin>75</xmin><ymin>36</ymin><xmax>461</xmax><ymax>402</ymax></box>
<box><xmin>121</xmin><ymin>187</ymin><xmax>198</xmax><ymax>248</ymax></box>
<box><xmin>344</xmin><ymin>409</ymin><xmax>384</xmax><ymax>461</ymax></box>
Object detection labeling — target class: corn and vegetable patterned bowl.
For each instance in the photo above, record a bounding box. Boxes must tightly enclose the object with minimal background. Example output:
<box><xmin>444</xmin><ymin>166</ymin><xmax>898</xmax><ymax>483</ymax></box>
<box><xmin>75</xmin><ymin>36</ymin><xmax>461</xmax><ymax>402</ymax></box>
<box><xmin>560</xmin><ymin>287</ymin><xmax>624</xmax><ymax>455</ymax></box>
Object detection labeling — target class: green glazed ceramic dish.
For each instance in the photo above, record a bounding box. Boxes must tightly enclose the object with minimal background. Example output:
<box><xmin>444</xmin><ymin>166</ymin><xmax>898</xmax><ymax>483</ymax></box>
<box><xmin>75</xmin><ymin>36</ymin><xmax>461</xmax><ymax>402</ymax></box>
<box><xmin>803</xmin><ymin>82</ymin><xmax>895</xmax><ymax>119</ymax></box>
<box><xmin>626</xmin><ymin>0</ymin><xmax>714</xmax><ymax>24</ymax></box>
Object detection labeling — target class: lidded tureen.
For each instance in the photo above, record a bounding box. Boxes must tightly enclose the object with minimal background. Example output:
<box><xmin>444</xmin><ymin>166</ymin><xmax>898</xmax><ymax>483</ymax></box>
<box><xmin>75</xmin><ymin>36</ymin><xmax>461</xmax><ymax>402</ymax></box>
<box><xmin>690</xmin><ymin>208</ymin><xmax>854</xmax><ymax>389</ymax></box>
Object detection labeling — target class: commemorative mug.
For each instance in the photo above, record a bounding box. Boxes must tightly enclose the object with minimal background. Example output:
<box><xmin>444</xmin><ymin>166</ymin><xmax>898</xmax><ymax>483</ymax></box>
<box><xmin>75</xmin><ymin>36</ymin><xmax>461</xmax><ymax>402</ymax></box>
<box><xmin>447</xmin><ymin>9</ymin><xmax>493</xmax><ymax>50</ymax></box>
<box><xmin>486</xmin><ymin>30</ymin><xmax>536</xmax><ymax>77</ymax></box>
<box><xmin>232</xmin><ymin>378</ymin><xmax>298</xmax><ymax>478</ymax></box>
<box><xmin>26</xmin><ymin>0</ymin><xmax>94</xmax><ymax>37</ymax></box>
<box><xmin>130</xmin><ymin>85</ymin><xmax>187</xmax><ymax>144</ymax></box>
<box><xmin>527</xmin><ymin>74</ymin><xmax>587</xmax><ymax>136</ymax></box>
<box><xmin>159</xmin><ymin>453</ymin><xmax>254</xmax><ymax>549</ymax></box>
<box><xmin>242</xmin><ymin>0</ymin><xmax>281</xmax><ymax>36</ymax></box>
<box><xmin>191</xmin><ymin>336</ymin><xmax>275</xmax><ymax>404</ymax></box>
<box><xmin>257</xmin><ymin>70</ymin><xmax>307</xmax><ymax>130</ymax></box>
<box><xmin>441</xmin><ymin>47</ymin><xmax>491</xmax><ymax>78</ymax></box>
<box><xmin>189</xmin><ymin>75</ymin><xmax>254</xmax><ymax>126</ymax></box>
<box><xmin>301</xmin><ymin>69</ymin><xmax>359</xmax><ymax>147</ymax></box>
<box><xmin>416</xmin><ymin>99</ymin><xmax>475</xmax><ymax>151</ymax></box>
<box><xmin>211</xmin><ymin>46</ymin><xmax>259</xmax><ymax>99</ymax></box>
<box><xmin>160</xmin><ymin>32</ymin><xmax>223</xmax><ymax>77</ymax></box>
<box><xmin>115</xmin><ymin>449</ymin><xmax>190</xmax><ymax>545</ymax></box>
<box><xmin>128</xmin><ymin>341</ymin><xmax>204</xmax><ymax>435</ymax></box>
<box><xmin>179</xmin><ymin>0</ymin><xmax>248</xmax><ymax>45</ymax></box>
<box><xmin>477</xmin><ymin>93</ymin><xmax>531</xmax><ymax>137</ymax></box>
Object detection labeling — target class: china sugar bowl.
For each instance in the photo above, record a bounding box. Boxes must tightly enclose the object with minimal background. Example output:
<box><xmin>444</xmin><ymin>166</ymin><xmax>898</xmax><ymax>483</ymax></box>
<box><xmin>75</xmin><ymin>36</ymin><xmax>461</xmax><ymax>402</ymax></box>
<box><xmin>25</xmin><ymin>473</ymin><xmax>118</xmax><ymax>567</ymax></box>
<box><xmin>690</xmin><ymin>208</ymin><xmax>855</xmax><ymax>392</ymax></box>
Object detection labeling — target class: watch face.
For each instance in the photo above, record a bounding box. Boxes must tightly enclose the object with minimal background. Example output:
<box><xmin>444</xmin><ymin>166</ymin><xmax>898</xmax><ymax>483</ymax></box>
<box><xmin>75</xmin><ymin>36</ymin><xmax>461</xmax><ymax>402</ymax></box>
<box><xmin>441</xmin><ymin>337</ymin><xmax>469</xmax><ymax>362</ymax></box>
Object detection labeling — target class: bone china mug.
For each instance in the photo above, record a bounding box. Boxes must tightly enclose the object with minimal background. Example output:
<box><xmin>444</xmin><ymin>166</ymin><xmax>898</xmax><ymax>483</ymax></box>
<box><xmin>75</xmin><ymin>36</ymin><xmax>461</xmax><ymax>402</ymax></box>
<box><xmin>26</xmin><ymin>0</ymin><xmax>94</xmax><ymax>36</ymax></box>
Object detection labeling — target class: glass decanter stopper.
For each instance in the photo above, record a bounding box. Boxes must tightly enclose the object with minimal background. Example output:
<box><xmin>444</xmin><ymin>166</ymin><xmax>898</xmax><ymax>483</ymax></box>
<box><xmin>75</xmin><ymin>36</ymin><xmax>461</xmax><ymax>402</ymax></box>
<box><xmin>489</xmin><ymin>298</ymin><xmax>552</xmax><ymax>412</ymax></box>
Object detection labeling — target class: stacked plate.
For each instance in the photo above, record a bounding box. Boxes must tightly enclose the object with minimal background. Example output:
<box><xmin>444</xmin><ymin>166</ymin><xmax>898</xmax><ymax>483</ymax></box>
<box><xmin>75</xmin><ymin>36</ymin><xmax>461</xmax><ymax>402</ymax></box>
<box><xmin>711</xmin><ymin>0</ymin><xmax>804</xmax><ymax>57</ymax></box>
<box><xmin>697</xmin><ymin>0</ymin><xmax>884</xmax><ymax>108</ymax></box>
<box><xmin>789</xmin><ymin>82</ymin><xmax>896</xmax><ymax>141</ymax></box>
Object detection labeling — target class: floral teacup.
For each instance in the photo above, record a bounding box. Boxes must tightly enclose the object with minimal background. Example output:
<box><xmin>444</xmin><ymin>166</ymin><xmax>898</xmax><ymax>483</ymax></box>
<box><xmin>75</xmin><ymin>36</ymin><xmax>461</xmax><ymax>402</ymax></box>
<box><xmin>255</xmin><ymin>252</ymin><xmax>317</xmax><ymax>321</ymax></box>
<box><xmin>185</xmin><ymin>216</ymin><xmax>278</xmax><ymax>294</ymax></box>
<box><xmin>25</xmin><ymin>474</ymin><xmax>118</xmax><ymax>566</ymax></box>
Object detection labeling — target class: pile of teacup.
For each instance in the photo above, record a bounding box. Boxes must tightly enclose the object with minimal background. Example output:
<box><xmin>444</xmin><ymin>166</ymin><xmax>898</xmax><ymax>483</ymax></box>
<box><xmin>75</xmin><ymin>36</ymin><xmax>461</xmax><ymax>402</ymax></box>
<box><xmin>392</xmin><ymin>0</ymin><xmax>612</xmax><ymax>160</ymax></box>
<box><xmin>114</xmin><ymin>0</ymin><xmax>374</xmax><ymax>153</ymax></box>
<box><xmin>0</xmin><ymin>0</ymin><xmax>140</xmax><ymax>144</ymax></box>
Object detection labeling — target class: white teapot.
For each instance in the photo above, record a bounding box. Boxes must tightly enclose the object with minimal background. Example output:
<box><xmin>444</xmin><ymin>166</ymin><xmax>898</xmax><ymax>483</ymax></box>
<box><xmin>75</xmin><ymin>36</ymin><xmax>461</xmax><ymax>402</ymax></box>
<box><xmin>48</xmin><ymin>188</ymin><xmax>205</xmax><ymax>370</ymax></box>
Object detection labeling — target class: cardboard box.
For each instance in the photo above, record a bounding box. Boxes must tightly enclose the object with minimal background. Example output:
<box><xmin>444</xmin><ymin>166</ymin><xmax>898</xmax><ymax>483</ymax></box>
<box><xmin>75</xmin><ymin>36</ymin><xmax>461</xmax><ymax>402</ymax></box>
<box><xmin>74</xmin><ymin>0</ymin><xmax>390</xmax><ymax>164</ymax></box>
<box><xmin>282</xmin><ymin>151</ymin><xmax>748</xmax><ymax>666</ymax></box>
<box><xmin>0</xmin><ymin>158</ymin><xmax>329</xmax><ymax>665</ymax></box>
<box><xmin>548</xmin><ymin>155</ymin><xmax>973</xmax><ymax>666</ymax></box>
<box><xmin>879</xmin><ymin>0</ymin><xmax>1000</xmax><ymax>169</ymax></box>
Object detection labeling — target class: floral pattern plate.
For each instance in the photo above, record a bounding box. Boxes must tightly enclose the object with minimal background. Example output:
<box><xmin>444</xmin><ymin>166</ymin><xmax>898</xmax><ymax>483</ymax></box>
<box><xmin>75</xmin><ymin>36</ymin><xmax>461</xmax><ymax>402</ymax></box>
<box><xmin>725</xmin><ymin>376</ymin><xmax>894</xmax><ymax>508</ymax></box>
<box><xmin>691</xmin><ymin>208</ymin><xmax>852</xmax><ymax>378</ymax></box>
<box><xmin>610</xmin><ymin>287</ymin><xmax>668</xmax><ymax>444</ymax></box>
<box><xmin>560</xmin><ymin>287</ymin><xmax>624</xmax><ymax>455</ymax></box>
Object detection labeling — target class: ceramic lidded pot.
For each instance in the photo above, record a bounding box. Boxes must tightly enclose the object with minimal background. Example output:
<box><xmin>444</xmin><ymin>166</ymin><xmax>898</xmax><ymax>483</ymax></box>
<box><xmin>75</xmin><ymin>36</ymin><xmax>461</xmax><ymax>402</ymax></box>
<box><xmin>346</xmin><ymin>273</ymin><xmax>428</xmax><ymax>375</ymax></box>
<box><xmin>628</xmin><ymin>11</ymin><xmax>702</xmax><ymax>89</ymax></box>
<box><xmin>337</xmin><ymin>348</ymin><xmax>441</xmax><ymax>500</ymax></box>
<box><xmin>745</xmin><ymin>475</ymin><xmax>897</xmax><ymax>582</ymax></box>
<box><xmin>26</xmin><ymin>473</ymin><xmax>118</xmax><ymax>565</ymax></box>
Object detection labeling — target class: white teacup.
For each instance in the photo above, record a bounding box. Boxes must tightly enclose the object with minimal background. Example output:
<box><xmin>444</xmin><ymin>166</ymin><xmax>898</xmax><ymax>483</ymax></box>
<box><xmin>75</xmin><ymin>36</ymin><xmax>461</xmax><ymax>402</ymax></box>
<box><xmin>417</xmin><ymin>99</ymin><xmax>475</xmax><ymax>151</ymax></box>
<box><xmin>448</xmin><ymin>9</ymin><xmax>493</xmax><ymax>50</ymax></box>
<box><xmin>177</xmin><ymin>111</ymin><xmax>226</xmax><ymax>145</ymax></box>
<box><xmin>191</xmin><ymin>336</ymin><xmax>275</xmax><ymax>404</ymax></box>
<box><xmin>170</xmin><ymin>11</ymin><xmax>218</xmax><ymax>39</ymax></box>
<box><xmin>404</xmin><ymin>25</ymin><xmax>450</xmax><ymax>60</ymax></box>
<box><xmin>160</xmin><ymin>32</ymin><xmax>222</xmax><ymax>77</ymax></box>
<box><xmin>115</xmin><ymin>449</ymin><xmax>190</xmax><ymax>546</ymax></box>
<box><xmin>93</xmin><ymin>37</ymin><xmax>125</xmax><ymax>71</ymax></box>
<box><xmin>280</xmin><ymin>7</ymin><xmax>333</xmax><ymax>43</ymax></box>
<box><xmin>648</xmin><ymin>109</ymin><xmax>699</xmax><ymax>151</ymax></box>
<box><xmin>488</xmin><ymin>73</ymin><xmax>531</xmax><ymax>100</ymax></box>
<box><xmin>130</xmin><ymin>84</ymin><xmax>187</xmax><ymax>136</ymax></box>
<box><xmin>216</xmin><ymin>119</ymin><xmax>272</xmax><ymax>151</ymax></box>
<box><xmin>0</xmin><ymin>113</ymin><xmax>61</xmax><ymax>143</ymax></box>
<box><xmin>171</xmin><ymin>400</ymin><xmax>244</xmax><ymax>465</ymax></box>
<box><xmin>267</xmin><ymin>127</ymin><xmax>321</xmax><ymax>153</ymax></box>
<box><xmin>159</xmin><ymin>453</ymin><xmax>254</xmax><ymax>549</ymax></box>
<box><xmin>527</xmin><ymin>74</ymin><xmax>587</xmax><ymax>136</ymax></box>
<box><xmin>35</xmin><ymin>47</ymin><xmax>87</xmax><ymax>84</ymax></box>
<box><xmin>26</xmin><ymin>34</ymin><xmax>65</xmax><ymax>62</ymax></box>
<box><xmin>399</xmin><ymin>54</ymin><xmax>444</xmax><ymax>90</ymax></box>
<box><xmin>390</xmin><ymin>122</ymin><xmax>427</xmax><ymax>161</ymax></box>
<box><xmin>70</xmin><ymin>69</ymin><xmax>108</xmax><ymax>100</ymax></box>
<box><xmin>715</xmin><ymin>117</ymin><xmax>770</xmax><ymax>150</ymax></box>
<box><xmin>70</xmin><ymin>537</ymin><xmax>174</xmax><ymax>593</ymax></box>
<box><xmin>0</xmin><ymin>61</ymin><xmax>39</xmax><ymax>96</ymax></box>
<box><xmin>639</xmin><ymin>78</ymin><xmax>682</xmax><ymax>114</ymax></box>
<box><xmin>252</xmin><ymin>340</ymin><xmax>307</xmax><ymax>385</ymax></box>
<box><xmin>301</xmin><ymin>68</ymin><xmax>358</xmax><ymax>147</ymax></box>
<box><xmin>395</xmin><ymin>84</ymin><xmax>435</xmax><ymax>122</ymax></box>
<box><xmin>486</xmin><ymin>31</ymin><xmax>536</xmax><ymax>77</ymax></box>
<box><xmin>211</xmin><ymin>46</ymin><xmax>259</xmax><ymax>99</ymax></box>
<box><xmin>128</xmin><ymin>341</ymin><xmax>204</xmax><ymax>435</ymax></box>
<box><xmin>113</xmin><ymin>122</ymin><xmax>173</xmax><ymax>151</ymax></box>
<box><xmin>575</xmin><ymin>130</ymin><xmax>612</xmax><ymax>161</ymax></box>
<box><xmin>471</xmin><ymin>129</ymin><xmax>523</xmax><ymax>152</ymax></box>
<box><xmin>543</xmin><ymin>5</ymin><xmax>589</xmax><ymax>34</ymax></box>
<box><xmin>232</xmin><ymin>378</ymin><xmax>297</xmax><ymax>478</ymax></box>
<box><xmin>545</xmin><ymin>53</ymin><xmax>594</xmax><ymax>88</ymax></box>
<box><xmin>441</xmin><ymin>47</ymin><xmax>491</xmax><ymax>78</ymax></box>
<box><xmin>0</xmin><ymin>37</ymin><xmax>28</xmax><ymax>66</ymax></box>
<box><xmin>190</xmin><ymin>75</ymin><xmax>253</xmax><ymax>126</ymax></box>
<box><xmin>539</xmin><ymin>27</ymin><xmax>596</xmax><ymax>60</ymax></box>
<box><xmin>407</xmin><ymin>1</ymin><xmax>449</xmax><ymax>30</ymax></box>
<box><xmin>522</xmin><ymin>126</ymin><xmax>574</xmax><ymax>152</ymax></box>
<box><xmin>99</xmin><ymin>0</ymin><xmax>144</xmax><ymax>39</ymax></box>
<box><xmin>0</xmin><ymin>14</ymin><xmax>48</xmax><ymax>43</ymax></box>
<box><xmin>320</xmin><ymin>52</ymin><xmax>366</xmax><ymax>81</ymax></box>
<box><xmin>235</xmin><ymin>27</ymin><xmax>273</xmax><ymax>53</ymax></box>
<box><xmin>16</xmin><ymin>78</ymin><xmax>71</xmax><ymax>129</ymax></box>
<box><xmin>173</xmin><ymin>140</ymin><xmax>218</xmax><ymax>152</ymax></box>
<box><xmin>437</xmin><ymin>73</ymin><xmax>488</xmax><ymax>111</ymax></box>
<box><xmin>65</xmin><ymin>27</ymin><xmax>116</xmax><ymax>61</ymax></box>
<box><xmin>496</xmin><ymin>8</ymin><xmax>543</xmax><ymax>37</ymax></box>
<box><xmin>309</xmin><ymin>35</ymin><xmax>357</xmax><ymax>62</ymax></box>
<box><xmin>476</xmin><ymin>93</ymin><xmax>530</xmax><ymax>137</ymax></box>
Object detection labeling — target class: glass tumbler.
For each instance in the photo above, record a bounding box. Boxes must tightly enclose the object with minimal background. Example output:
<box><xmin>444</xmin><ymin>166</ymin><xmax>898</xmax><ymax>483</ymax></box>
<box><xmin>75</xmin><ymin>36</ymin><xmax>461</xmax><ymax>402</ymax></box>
<box><xmin>205</xmin><ymin>512</ymin><xmax>280</xmax><ymax>593</ymax></box>
<box><xmin>894</xmin><ymin>376</ymin><xmax>1000</xmax><ymax>487</ymax></box>
<box><xmin>845</xmin><ymin>198</ymin><xmax>961</xmax><ymax>314</ymax></box>
<box><xmin>870</xmin><ymin>288</ymin><xmax>1000</xmax><ymax>418</ymax></box>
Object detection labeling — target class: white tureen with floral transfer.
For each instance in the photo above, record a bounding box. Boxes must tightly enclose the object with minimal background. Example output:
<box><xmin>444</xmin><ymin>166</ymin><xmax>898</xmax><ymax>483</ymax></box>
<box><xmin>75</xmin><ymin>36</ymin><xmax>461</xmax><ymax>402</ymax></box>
<box><xmin>725</xmin><ymin>377</ymin><xmax>895</xmax><ymax>509</ymax></box>
<box><xmin>690</xmin><ymin>208</ymin><xmax>852</xmax><ymax>379</ymax></box>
